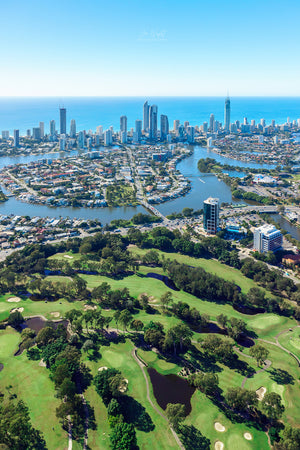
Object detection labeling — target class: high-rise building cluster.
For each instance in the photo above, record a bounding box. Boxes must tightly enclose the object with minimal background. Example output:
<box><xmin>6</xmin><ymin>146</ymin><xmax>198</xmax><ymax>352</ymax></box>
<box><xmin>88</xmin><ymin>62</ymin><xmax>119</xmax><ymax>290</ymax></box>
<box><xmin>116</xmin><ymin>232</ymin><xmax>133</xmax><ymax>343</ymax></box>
<box><xmin>3</xmin><ymin>97</ymin><xmax>300</xmax><ymax>150</ymax></box>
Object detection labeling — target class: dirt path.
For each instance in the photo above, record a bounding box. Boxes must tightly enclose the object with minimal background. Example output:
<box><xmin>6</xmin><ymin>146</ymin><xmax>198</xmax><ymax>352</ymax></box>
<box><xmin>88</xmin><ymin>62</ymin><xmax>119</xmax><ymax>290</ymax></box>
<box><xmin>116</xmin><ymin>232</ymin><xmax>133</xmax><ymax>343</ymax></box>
<box><xmin>258</xmin><ymin>324</ymin><xmax>300</xmax><ymax>367</ymax></box>
<box><xmin>131</xmin><ymin>348</ymin><xmax>185</xmax><ymax>450</ymax></box>
<box><xmin>67</xmin><ymin>416</ymin><xmax>72</xmax><ymax>450</ymax></box>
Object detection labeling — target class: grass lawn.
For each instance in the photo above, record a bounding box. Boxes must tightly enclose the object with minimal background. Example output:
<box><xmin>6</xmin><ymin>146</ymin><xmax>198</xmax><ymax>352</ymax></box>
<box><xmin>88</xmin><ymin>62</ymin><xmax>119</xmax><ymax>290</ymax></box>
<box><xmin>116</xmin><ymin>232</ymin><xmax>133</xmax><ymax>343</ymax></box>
<box><xmin>0</xmin><ymin>294</ymin><xmax>84</xmax><ymax>322</ymax></box>
<box><xmin>137</xmin><ymin>348</ymin><xmax>180</xmax><ymax>375</ymax></box>
<box><xmin>79</xmin><ymin>271</ymin><xmax>296</xmax><ymax>341</ymax></box>
<box><xmin>277</xmin><ymin>327</ymin><xmax>300</xmax><ymax>354</ymax></box>
<box><xmin>243</xmin><ymin>342</ymin><xmax>300</xmax><ymax>428</ymax></box>
<box><xmin>185</xmin><ymin>390</ymin><xmax>269</xmax><ymax>450</ymax></box>
<box><xmin>0</xmin><ymin>327</ymin><xmax>66</xmax><ymax>449</ymax></box>
<box><xmin>129</xmin><ymin>245</ymin><xmax>266</xmax><ymax>295</ymax></box>
<box><xmin>48</xmin><ymin>251</ymin><xmax>82</xmax><ymax>263</ymax></box>
<box><xmin>82</xmin><ymin>339</ymin><xmax>178</xmax><ymax>449</ymax></box>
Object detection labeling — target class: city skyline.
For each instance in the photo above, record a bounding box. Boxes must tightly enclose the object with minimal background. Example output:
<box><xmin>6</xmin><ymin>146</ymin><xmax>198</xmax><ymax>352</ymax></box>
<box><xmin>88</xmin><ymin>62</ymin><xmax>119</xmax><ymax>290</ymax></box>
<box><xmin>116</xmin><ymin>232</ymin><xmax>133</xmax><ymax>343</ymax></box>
<box><xmin>1</xmin><ymin>0</ymin><xmax>300</xmax><ymax>96</ymax></box>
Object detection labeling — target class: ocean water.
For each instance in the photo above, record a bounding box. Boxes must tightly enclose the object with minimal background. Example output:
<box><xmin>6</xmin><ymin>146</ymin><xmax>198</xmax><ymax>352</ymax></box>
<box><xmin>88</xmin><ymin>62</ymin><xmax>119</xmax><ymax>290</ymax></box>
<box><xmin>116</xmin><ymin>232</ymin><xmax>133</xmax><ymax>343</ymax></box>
<box><xmin>1</xmin><ymin>97</ymin><xmax>300</xmax><ymax>135</ymax></box>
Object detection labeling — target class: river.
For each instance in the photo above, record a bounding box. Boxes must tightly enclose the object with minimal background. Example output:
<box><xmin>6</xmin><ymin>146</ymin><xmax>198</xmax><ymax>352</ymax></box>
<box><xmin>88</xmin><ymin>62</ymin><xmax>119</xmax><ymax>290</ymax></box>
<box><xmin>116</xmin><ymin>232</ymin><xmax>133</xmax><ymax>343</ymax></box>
<box><xmin>0</xmin><ymin>145</ymin><xmax>276</xmax><ymax>224</ymax></box>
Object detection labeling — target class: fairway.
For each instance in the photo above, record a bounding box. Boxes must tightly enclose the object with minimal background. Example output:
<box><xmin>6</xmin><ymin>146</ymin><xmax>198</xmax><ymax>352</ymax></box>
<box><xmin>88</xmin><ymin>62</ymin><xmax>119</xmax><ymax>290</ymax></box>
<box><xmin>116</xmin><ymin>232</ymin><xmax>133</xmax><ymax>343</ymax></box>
<box><xmin>0</xmin><ymin>327</ymin><xmax>67</xmax><ymax>449</ymax></box>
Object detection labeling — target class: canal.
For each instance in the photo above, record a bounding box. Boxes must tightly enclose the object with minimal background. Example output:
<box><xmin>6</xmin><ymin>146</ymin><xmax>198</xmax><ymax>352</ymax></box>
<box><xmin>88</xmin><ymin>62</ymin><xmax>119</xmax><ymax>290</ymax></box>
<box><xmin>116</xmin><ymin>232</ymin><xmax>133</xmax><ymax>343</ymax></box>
<box><xmin>0</xmin><ymin>145</ymin><xmax>276</xmax><ymax>224</ymax></box>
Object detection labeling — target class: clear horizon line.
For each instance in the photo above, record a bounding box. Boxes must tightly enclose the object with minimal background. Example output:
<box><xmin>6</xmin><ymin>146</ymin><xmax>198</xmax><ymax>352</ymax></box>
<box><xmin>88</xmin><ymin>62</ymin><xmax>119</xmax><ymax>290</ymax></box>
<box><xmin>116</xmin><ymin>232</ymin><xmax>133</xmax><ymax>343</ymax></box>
<box><xmin>1</xmin><ymin>94</ymin><xmax>300</xmax><ymax>99</ymax></box>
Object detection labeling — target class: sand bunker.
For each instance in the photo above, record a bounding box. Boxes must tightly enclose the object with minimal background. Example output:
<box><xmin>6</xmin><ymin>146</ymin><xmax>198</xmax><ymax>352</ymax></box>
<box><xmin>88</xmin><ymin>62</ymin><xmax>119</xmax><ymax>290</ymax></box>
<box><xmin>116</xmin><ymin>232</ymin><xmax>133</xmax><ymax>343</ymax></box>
<box><xmin>84</xmin><ymin>304</ymin><xmax>97</xmax><ymax>311</ymax></box>
<box><xmin>7</xmin><ymin>297</ymin><xmax>21</xmax><ymax>303</ymax></box>
<box><xmin>39</xmin><ymin>359</ymin><xmax>46</xmax><ymax>367</ymax></box>
<box><xmin>98</xmin><ymin>366</ymin><xmax>108</xmax><ymax>372</ymax></box>
<box><xmin>50</xmin><ymin>312</ymin><xmax>60</xmax><ymax>318</ymax></box>
<box><xmin>10</xmin><ymin>307</ymin><xmax>24</xmax><ymax>313</ymax></box>
<box><xmin>64</xmin><ymin>255</ymin><xmax>73</xmax><ymax>259</ymax></box>
<box><xmin>214</xmin><ymin>422</ymin><xmax>226</xmax><ymax>432</ymax></box>
<box><xmin>215</xmin><ymin>441</ymin><xmax>224</xmax><ymax>450</ymax></box>
<box><xmin>244</xmin><ymin>433</ymin><xmax>252</xmax><ymax>440</ymax></box>
<box><xmin>119</xmin><ymin>378</ymin><xmax>128</xmax><ymax>393</ymax></box>
<box><xmin>256</xmin><ymin>386</ymin><xmax>266</xmax><ymax>401</ymax></box>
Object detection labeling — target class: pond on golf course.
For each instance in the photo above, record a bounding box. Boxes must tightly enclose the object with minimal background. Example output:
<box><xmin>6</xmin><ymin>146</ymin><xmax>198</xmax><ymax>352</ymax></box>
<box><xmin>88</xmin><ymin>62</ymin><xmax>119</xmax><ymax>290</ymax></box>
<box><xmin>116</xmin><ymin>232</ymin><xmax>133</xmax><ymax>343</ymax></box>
<box><xmin>147</xmin><ymin>368</ymin><xmax>195</xmax><ymax>415</ymax></box>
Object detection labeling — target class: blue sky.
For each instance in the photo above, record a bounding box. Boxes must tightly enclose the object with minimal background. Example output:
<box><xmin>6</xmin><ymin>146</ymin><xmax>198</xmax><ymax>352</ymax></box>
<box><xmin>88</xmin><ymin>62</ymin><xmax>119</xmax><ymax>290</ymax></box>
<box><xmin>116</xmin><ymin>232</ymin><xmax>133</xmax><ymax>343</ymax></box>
<box><xmin>2</xmin><ymin>0</ymin><xmax>300</xmax><ymax>96</ymax></box>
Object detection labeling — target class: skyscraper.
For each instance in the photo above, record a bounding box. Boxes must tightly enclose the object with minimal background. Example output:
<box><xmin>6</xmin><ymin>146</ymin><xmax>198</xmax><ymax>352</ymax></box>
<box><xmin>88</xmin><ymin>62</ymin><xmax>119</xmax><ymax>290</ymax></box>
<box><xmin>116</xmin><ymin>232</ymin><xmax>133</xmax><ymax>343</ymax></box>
<box><xmin>135</xmin><ymin>120</ymin><xmax>142</xmax><ymax>141</ymax></box>
<box><xmin>13</xmin><ymin>129</ymin><xmax>19</xmax><ymax>147</ymax></box>
<box><xmin>39</xmin><ymin>122</ymin><xmax>44</xmax><ymax>138</ymax></box>
<box><xmin>60</xmin><ymin>107</ymin><xmax>66</xmax><ymax>135</ymax></box>
<box><xmin>70</xmin><ymin>119</ymin><xmax>76</xmax><ymax>138</ymax></box>
<box><xmin>209</xmin><ymin>114</ymin><xmax>215</xmax><ymax>132</ymax></box>
<box><xmin>160</xmin><ymin>114</ymin><xmax>169</xmax><ymax>140</ymax></box>
<box><xmin>203</xmin><ymin>197</ymin><xmax>219</xmax><ymax>234</ymax></box>
<box><xmin>224</xmin><ymin>97</ymin><xmax>230</xmax><ymax>131</ymax></box>
<box><xmin>50</xmin><ymin>120</ymin><xmax>56</xmax><ymax>136</ymax></box>
<box><xmin>143</xmin><ymin>101</ymin><xmax>149</xmax><ymax>132</ymax></box>
<box><xmin>32</xmin><ymin>127</ymin><xmax>41</xmax><ymax>140</ymax></box>
<box><xmin>120</xmin><ymin>115</ymin><xmax>127</xmax><ymax>134</ymax></box>
<box><xmin>149</xmin><ymin>105</ymin><xmax>158</xmax><ymax>140</ymax></box>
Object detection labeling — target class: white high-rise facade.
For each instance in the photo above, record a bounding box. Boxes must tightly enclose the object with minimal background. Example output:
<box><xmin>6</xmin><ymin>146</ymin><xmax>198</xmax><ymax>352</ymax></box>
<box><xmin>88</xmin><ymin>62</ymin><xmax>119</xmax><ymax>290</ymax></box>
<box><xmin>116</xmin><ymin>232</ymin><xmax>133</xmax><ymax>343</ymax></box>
<box><xmin>253</xmin><ymin>225</ymin><xmax>282</xmax><ymax>253</ymax></box>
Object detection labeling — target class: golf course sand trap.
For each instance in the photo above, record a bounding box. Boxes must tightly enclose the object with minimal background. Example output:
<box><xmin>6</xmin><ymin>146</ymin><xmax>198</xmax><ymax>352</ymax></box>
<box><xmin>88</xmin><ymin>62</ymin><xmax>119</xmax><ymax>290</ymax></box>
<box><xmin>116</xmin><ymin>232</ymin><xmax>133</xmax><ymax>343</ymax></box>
<box><xmin>64</xmin><ymin>255</ymin><xmax>73</xmax><ymax>259</ymax></box>
<box><xmin>214</xmin><ymin>422</ymin><xmax>226</xmax><ymax>432</ymax></box>
<box><xmin>39</xmin><ymin>359</ymin><xmax>46</xmax><ymax>367</ymax></box>
<box><xmin>11</xmin><ymin>307</ymin><xmax>24</xmax><ymax>313</ymax></box>
<box><xmin>98</xmin><ymin>366</ymin><xmax>108</xmax><ymax>372</ymax></box>
<box><xmin>50</xmin><ymin>312</ymin><xmax>60</xmax><ymax>318</ymax></box>
<box><xmin>256</xmin><ymin>386</ymin><xmax>266</xmax><ymax>401</ymax></box>
<box><xmin>215</xmin><ymin>441</ymin><xmax>224</xmax><ymax>450</ymax></box>
<box><xmin>244</xmin><ymin>433</ymin><xmax>252</xmax><ymax>440</ymax></box>
<box><xmin>7</xmin><ymin>297</ymin><xmax>21</xmax><ymax>303</ymax></box>
<box><xmin>119</xmin><ymin>378</ymin><xmax>128</xmax><ymax>393</ymax></box>
<box><xmin>84</xmin><ymin>305</ymin><xmax>97</xmax><ymax>311</ymax></box>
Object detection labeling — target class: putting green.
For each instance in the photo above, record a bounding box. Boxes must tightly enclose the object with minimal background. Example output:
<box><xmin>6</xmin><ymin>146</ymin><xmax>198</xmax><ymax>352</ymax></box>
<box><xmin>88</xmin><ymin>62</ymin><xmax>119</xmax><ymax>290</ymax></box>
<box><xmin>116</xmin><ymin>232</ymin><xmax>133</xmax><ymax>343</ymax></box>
<box><xmin>100</xmin><ymin>349</ymin><xmax>125</xmax><ymax>367</ymax></box>
<box><xmin>289</xmin><ymin>337</ymin><xmax>300</xmax><ymax>351</ymax></box>
<box><xmin>247</xmin><ymin>314</ymin><xmax>281</xmax><ymax>330</ymax></box>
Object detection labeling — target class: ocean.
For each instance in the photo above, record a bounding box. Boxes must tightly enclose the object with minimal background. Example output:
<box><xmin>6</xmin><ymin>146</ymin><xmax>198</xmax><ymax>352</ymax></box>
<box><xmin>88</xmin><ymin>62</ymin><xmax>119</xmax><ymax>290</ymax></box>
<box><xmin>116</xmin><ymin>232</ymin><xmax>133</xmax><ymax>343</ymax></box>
<box><xmin>1</xmin><ymin>97</ymin><xmax>300</xmax><ymax>135</ymax></box>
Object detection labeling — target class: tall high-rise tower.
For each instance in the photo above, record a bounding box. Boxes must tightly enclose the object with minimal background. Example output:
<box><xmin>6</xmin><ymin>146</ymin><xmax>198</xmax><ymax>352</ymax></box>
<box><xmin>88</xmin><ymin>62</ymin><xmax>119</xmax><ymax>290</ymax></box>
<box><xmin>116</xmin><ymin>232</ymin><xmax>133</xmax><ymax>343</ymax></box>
<box><xmin>60</xmin><ymin>107</ymin><xmax>66</xmax><ymax>135</ymax></box>
<box><xmin>143</xmin><ymin>101</ymin><xmax>149</xmax><ymax>132</ymax></box>
<box><xmin>70</xmin><ymin>119</ymin><xmax>76</xmax><ymax>138</ymax></box>
<box><xmin>209</xmin><ymin>114</ymin><xmax>215</xmax><ymax>132</ymax></box>
<box><xmin>50</xmin><ymin>120</ymin><xmax>56</xmax><ymax>136</ymax></box>
<box><xmin>224</xmin><ymin>96</ymin><xmax>230</xmax><ymax>131</ymax></box>
<box><xmin>160</xmin><ymin>114</ymin><xmax>169</xmax><ymax>140</ymax></box>
<box><xmin>120</xmin><ymin>115</ymin><xmax>127</xmax><ymax>134</ymax></box>
<box><xmin>203</xmin><ymin>197</ymin><xmax>219</xmax><ymax>234</ymax></box>
<box><xmin>13</xmin><ymin>129</ymin><xmax>19</xmax><ymax>147</ymax></box>
<box><xmin>149</xmin><ymin>105</ymin><xmax>158</xmax><ymax>140</ymax></box>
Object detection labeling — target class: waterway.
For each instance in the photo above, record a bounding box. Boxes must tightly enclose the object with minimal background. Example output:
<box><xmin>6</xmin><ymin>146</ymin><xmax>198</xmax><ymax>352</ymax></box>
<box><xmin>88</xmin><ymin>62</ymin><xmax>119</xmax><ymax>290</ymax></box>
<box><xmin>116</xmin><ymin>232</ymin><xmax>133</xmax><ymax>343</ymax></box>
<box><xmin>0</xmin><ymin>145</ymin><xmax>276</xmax><ymax>224</ymax></box>
<box><xmin>272</xmin><ymin>214</ymin><xmax>300</xmax><ymax>241</ymax></box>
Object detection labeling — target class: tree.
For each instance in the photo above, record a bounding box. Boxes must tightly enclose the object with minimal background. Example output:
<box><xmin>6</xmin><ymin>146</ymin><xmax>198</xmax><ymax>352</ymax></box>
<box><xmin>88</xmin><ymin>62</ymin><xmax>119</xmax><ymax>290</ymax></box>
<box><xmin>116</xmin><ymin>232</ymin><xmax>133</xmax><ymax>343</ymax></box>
<box><xmin>261</xmin><ymin>392</ymin><xmax>284</xmax><ymax>421</ymax></box>
<box><xmin>225</xmin><ymin>387</ymin><xmax>258</xmax><ymax>413</ymax></box>
<box><xmin>36</xmin><ymin>326</ymin><xmax>56</xmax><ymax>347</ymax></box>
<box><xmin>130</xmin><ymin>319</ymin><xmax>144</xmax><ymax>332</ymax></box>
<box><xmin>160</xmin><ymin>291</ymin><xmax>173</xmax><ymax>314</ymax></box>
<box><xmin>246</xmin><ymin>287</ymin><xmax>266</xmax><ymax>308</ymax></box>
<box><xmin>119</xmin><ymin>309</ymin><xmax>133</xmax><ymax>332</ymax></box>
<box><xmin>0</xmin><ymin>395</ymin><xmax>46</xmax><ymax>449</ymax></box>
<box><xmin>165</xmin><ymin>323</ymin><xmax>193</xmax><ymax>354</ymax></box>
<box><xmin>216</xmin><ymin>314</ymin><xmax>228</xmax><ymax>329</ymax></box>
<box><xmin>107</xmin><ymin>398</ymin><xmax>121</xmax><ymax>417</ymax></box>
<box><xmin>188</xmin><ymin>373</ymin><xmax>219</xmax><ymax>396</ymax></box>
<box><xmin>109</xmin><ymin>422</ymin><xmax>137</xmax><ymax>450</ymax></box>
<box><xmin>82</xmin><ymin>339</ymin><xmax>94</xmax><ymax>353</ymax></box>
<box><xmin>7</xmin><ymin>311</ymin><xmax>24</xmax><ymax>328</ymax></box>
<box><xmin>249</xmin><ymin>345</ymin><xmax>269</xmax><ymax>367</ymax></box>
<box><xmin>166</xmin><ymin>403</ymin><xmax>186</xmax><ymax>430</ymax></box>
